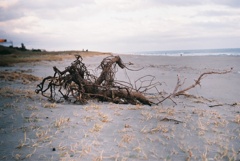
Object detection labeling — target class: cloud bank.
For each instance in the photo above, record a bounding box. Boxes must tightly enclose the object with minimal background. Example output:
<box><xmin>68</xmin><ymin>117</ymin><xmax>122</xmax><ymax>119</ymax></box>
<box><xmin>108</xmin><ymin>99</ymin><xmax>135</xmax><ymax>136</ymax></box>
<box><xmin>0</xmin><ymin>0</ymin><xmax>240</xmax><ymax>52</ymax></box>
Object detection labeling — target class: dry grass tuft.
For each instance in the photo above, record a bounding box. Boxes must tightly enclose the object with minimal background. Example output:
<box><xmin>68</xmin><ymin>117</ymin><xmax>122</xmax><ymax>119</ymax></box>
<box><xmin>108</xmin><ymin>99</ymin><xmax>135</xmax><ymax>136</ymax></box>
<box><xmin>234</xmin><ymin>114</ymin><xmax>240</xmax><ymax>124</ymax></box>
<box><xmin>82</xmin><ymin>115</ymin><xmax>95</xmax><ymax>124</ymax></box>
<box><xmin>201</xmin><ymin>149</ymin><xmax>208</xmax><ymax>161</ymax></box>
<box><xmin>128</xmin><ymin>104</ymin><xmax>143</xmax><ymax>110</ymax></box>
<box><xmin>35</xmin><ymin>129</ymin><xmax>51</xmax><ymax>143</ymax></box>
<box><xmin>26</xmin><ymin>105</ymin><xmax>38</xmax><ymax>111</ymax></box>
<box><xmin>0</xmin><ymin>87</ymin><xmax>35</xmax><ymax>98</ymax></box>
<box><xmin>150</xmin><ymin>124</ymin><xmax>169</xmax><ymax>134</ymax></box>
<box><xmin>54</xmin><ymin>117</ymin><xmax>70</xmax><ymax>128</ymax></box>
<box><xmin>84</xmin><ymin>104</ymin><xmax>101</xmax><ymax>111</ymax></box>
<box><xmin>24</xmin><ymin>113</ymin><xmax>39</xmax><ymax>123</ymax></box>
<box><xmin>141</xmin><ymin>111</ymin><xmax>153</xmax><ymax>121</ymax></box>
<box><xmin>93</xmin><ymin>150</ymin><xmax>104</xmax><ymax>161</ymax></box>
<box><xmin>155</xmin><ymin>107</ymin><xmax>175</xmax><ymax>116</ymax></box>
<box><xmin>197</xmin><ymin>119</ymin><xmax>207</xmax><ymax>131</ymax></box>
<box><xmin>16</xmin><ymin>132</ymin><xmax>29</xmax><ymax>149</ymax></box>
<box><xmin>14</xmin><ymin>154</ymin><xmax>22</xmax><ymax>160</ymax></box>
<box><xmin>43</xmin><ymin>103</ymin><xmax>57</xmax><ymax>108</ymax></box>
<box><xmin>79</xmin><ymin>143</ymin><xmax>92</xmax><ymax>157</ymax></box>
<box><xmin>166</xmin><ymin>108</ymin><xmax>175</xmax><ymax>116</ymax></box>
<box><xmin>98</xmin><ymin>112</ymin><xmax>111</xmax><ymax>123</ymax></box>
<box><xmin>0</xmin><ymin>71</ymin><xmax>41</xmax><ymax>84</ymax></box>
<box><xmin>3</xmin><ymin>103</ymin><xmax>17</xmax><ymax>109</ymax></box>
<box><xmin>121</xmin><ymin>134</ymin><xmax>134</xmax><ymax>143</ymax></box>
<box><xmin>25</xmin><ymin>148</ymin><xmax>36</xmax><ymax>159</ymax></box>
<box><xmin>90</xmin><ymin>123</ymin><xmax>103</xmax><ymax>133</ymax></box>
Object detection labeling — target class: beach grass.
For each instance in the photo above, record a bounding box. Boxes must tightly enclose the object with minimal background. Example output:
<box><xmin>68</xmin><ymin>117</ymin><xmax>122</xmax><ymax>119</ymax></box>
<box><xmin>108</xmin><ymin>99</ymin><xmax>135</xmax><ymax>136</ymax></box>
<box><xmin>0</xmin><ymin>46</ymin><xmax>111</xmax><ymax>66</ymax></box>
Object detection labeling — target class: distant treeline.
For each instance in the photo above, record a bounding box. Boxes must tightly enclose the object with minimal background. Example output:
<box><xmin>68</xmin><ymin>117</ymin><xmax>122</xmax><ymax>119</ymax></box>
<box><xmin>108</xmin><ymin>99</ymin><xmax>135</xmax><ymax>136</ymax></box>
<box><xmin>0</xmin><ymin>43</ymin><xmax>45</xmax><ymax>55</ymax></box>
<box><xmin>9</xmin><ymin>43</ymin><xmax>44</xmax><ymax>52</ymax></box>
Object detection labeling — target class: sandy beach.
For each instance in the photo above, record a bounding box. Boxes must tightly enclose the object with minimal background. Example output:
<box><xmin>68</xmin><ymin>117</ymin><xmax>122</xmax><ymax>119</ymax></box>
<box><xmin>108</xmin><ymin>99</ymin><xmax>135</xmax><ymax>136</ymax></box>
<box><xmin>0</xmin><ymin>54</ymin><xmax>239</xmax><ymax>160</ymax></box>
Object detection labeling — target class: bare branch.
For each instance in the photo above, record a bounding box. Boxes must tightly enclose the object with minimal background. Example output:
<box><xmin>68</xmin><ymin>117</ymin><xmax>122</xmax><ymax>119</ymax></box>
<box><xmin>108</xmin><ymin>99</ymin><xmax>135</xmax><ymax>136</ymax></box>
<box><xmin>173</xmin><ymin>68</ymin><xmax>233</xmax><ymax>96</ymax></box>
<box><xmin>36</xmin><ymin>55</ymin><xmax>232</xmax><ymax>106</ymax></box>
<box><xmin>155</xmin><ymin>68</ymin><xmax>233</xmax><ymax>105</ymax></box>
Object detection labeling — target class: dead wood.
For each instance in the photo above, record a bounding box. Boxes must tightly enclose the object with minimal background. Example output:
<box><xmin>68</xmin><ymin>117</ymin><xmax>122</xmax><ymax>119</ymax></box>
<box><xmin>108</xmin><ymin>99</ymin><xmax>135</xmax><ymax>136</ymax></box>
<box><xmin>209</xmin><ymin>104</ymin><xmax>223</xmax><ymax>108</ymax></box>
<box><xmin>173</xmin><ymin>69</ymin><xmax>233</xmax><ymax>96</ymax></box>
<box><xmin>35</xmin><ymin>55</ymin><xmax>152</xmax><ymax>105</ymax></box>
<box><xmin>160</xmin><ymin>118</ymin><xmax>183</xmax><ymax>124</ymax></box>
<box><xmin>35</xmin><ymin>55</ymin><xmax>232</xmax><ymax>106</ymax></box>
<box><xmin>96</xmin><ymin>56</ymin><xmax>125</xmax><ymax>86</ymax></box>
<box><xmin>156</xmin><ymin>68</ymin><xmax>233</xmax><ymax>105</ymax></box>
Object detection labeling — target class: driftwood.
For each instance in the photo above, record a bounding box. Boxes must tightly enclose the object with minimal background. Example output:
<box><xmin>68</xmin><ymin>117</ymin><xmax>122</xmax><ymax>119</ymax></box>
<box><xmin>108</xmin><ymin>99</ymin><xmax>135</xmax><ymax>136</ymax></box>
<box><xmin>156</xmin><ymin>68</ymin><xmax>233</xmax><ymax>105</ymax></box>
<box><xmin>36</xmin><ymin>55</ymin><xmax>152</xmax><ymax>105</ymax></box>
<box><xmin>36</xmin><ymin>55</ymin><xmax>232</xmax><ymax>106</ymax></box>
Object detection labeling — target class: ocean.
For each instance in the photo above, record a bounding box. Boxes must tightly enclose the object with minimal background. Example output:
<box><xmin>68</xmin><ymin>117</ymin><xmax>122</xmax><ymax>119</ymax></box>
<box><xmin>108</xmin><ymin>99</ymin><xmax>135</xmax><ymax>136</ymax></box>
<box><xmin>131</xmin><ymin>48</ymin><xmax>240</xmax><ymax>56</ymax></box>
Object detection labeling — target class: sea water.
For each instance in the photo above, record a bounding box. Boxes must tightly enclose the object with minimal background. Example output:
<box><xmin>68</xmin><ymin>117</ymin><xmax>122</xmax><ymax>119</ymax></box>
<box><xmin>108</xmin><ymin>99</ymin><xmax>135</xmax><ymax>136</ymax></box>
<box><xmin>132</xmin><ymin>48</ymin><xmax>240</xmax><ymax>56</ymax></box>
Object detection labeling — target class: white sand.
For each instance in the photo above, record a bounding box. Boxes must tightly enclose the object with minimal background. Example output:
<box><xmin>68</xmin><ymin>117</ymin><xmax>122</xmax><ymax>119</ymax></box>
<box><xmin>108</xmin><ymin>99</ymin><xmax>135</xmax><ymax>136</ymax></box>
<box><xmin>0</xmin><ymin>55</ymin><xmax>239</xmax><ymax>160</ymax></box>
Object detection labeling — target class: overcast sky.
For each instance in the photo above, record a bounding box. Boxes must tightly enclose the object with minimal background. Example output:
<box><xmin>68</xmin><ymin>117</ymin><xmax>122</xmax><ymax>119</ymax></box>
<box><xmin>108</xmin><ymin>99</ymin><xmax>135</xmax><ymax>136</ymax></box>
<box><xmin>1</xmin><ymin>0</ymin><xmax>240</xmax><ymax>52</ymax></box>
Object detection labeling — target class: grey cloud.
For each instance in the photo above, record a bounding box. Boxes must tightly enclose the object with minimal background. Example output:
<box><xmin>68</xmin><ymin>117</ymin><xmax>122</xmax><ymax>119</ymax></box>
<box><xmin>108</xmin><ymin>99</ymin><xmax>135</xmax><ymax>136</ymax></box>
<box><xmin>1</xmin><ymin>0</ymin><xmax>240</xmax><ymax>52</ymax></box>
<box><xmin>211</xmin><ymin>0</ymin><xmax>240</xmax><ymax>8</ymax></box>
<box><xmin>193</xmin><ymin>21</ymin><xmax>238</xmax><ymax>30</ymax></box>
<box><xmin>114</xmin><ymin>31</ymin><xmax>240</xmax><ymax>52</ymax></box>
<box><xmin>149</xmin><ymin>0</ymin><xmax>240</xmax><ymax>7</ymax></box>
<box><xmin>0</xmin><ymin>0</ymin><xmax>95</xmax><ymax>22</ymax></box>
<box><xmin>13</xmin><ymin>0</ymin><xmax>95</xmax><ymax>20</ymax></box>
<box><xmin>0</xmin><ymin>7</ymin><xmax>24</xmax><ymax>21</ymax></box>
<box><xmin>148</xmin><ymin>0</ymin><xmax>207</xmax><ymax>6</ymax></box>
<box><xmin>196</xmin><ymin>10</ymin><xmax>234</xmax><ymax>17</ymax></box>
<box><xmin>0</xmin><ymin>29</ymin><xmax>59</xmax><ymax>49</ymax></box>
<box><xmin>13</xmin><ymin>0</ymin><xmax>95</xmax><ymax>10</ymax></box>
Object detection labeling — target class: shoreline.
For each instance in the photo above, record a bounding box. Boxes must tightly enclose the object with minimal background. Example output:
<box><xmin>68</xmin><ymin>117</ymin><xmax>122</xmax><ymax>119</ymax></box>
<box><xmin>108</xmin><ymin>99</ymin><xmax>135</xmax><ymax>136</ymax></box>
<box><xmin>116</xmin><ymin>48</ymin><xmax>240</xmax><ymax>57</ymax></box>
<box><xmin>115</xmin><ymin>52</ymin><xmax>240</xmax><ymax>57</ymax></box>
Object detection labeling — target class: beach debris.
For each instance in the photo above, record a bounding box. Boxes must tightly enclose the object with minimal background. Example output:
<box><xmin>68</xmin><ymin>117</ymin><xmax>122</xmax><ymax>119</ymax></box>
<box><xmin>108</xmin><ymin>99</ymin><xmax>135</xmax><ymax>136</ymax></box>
<box><xmin>209</xmin><ymin>104</ymin><xmax>223</xmax><ymax>108</ymax></box>
<box><xmin>35</xmin><ymin>55</ymin><xmax>232</xmax><ymax>106</ymax></box>
<box><xmin>35</xmin><ymin>55</ymin><xmax>153</xmax><ymax>105</ymax></box>
<box><xmin>160</xmin><ymin>117</ymin><xmax>183</xmax><ymax>124</ymax></box>
<box><xmin>173</xmin><ymin>69</ymin><xmax>233</xmax><ymax>96</ymax></box>
<box><xmin>156</xmin><ymin>68</ymin><xmax>233</xmax><ymax>105</ymax></box>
